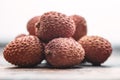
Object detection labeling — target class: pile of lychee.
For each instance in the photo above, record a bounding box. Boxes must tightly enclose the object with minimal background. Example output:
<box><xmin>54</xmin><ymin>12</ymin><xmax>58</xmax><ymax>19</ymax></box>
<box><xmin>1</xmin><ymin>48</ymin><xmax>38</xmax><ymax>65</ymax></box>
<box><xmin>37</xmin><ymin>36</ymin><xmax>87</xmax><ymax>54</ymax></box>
<box><xmin>3</xmin><ymin>11</ymin><xmax>112</xmax><ymax>68</ymax></box>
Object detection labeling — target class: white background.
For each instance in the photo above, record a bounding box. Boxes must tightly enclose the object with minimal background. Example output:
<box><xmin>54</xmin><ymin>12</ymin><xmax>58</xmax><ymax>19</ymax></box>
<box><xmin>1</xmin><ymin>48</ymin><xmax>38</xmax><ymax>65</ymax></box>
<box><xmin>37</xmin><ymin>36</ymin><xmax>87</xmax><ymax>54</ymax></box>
<box><xmin>0</xmin><ymin>0</ymin><xmax>120</xmax><ymax>45</ymax></box>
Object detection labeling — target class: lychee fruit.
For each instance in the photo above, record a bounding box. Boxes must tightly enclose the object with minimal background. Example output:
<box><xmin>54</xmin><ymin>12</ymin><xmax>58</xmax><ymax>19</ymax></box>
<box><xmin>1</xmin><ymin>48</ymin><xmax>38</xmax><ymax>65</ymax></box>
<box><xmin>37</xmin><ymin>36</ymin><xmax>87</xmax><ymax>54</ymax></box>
<box><xmin>36</xmin><ymin>11</ymin><xmax>76</xmax><ymax>42</ymax></box>
<box><xmin>45</xmin><ymin>37</ymin><xmax>85</xmax><ymax>68</ymax></box>
<box><xmin>70</xmin><ymin>15</ymin><xmax>87</xmax><ymax>41</ymax></box>
<box><xmin>27</xmin><ymin>16</ymin><xmax>41</xmax><ymax>35</ymax></box>
<box><xmin>3</xmin><ymin>35</ymin><xmax>44</xmax><ymax>67</ymax></box>
<box><xmin>78</xmin><ymin>36</ymin><xmax>112</xmax><ymax>66</ymax></box>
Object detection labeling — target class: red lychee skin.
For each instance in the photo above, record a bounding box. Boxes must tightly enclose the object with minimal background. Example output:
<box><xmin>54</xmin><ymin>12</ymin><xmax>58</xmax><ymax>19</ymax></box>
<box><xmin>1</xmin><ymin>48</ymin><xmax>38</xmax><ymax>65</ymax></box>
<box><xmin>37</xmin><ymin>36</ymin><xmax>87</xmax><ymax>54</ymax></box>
<box><xmin>15</xmin><ymin>34</ymin><xmax>26</xmax><ymax>39</ymax></box>
<box><xmin>70</xmin><ymin>15</ymin><xmax>87</xmax><ymax>41</ymax></box>
<box><xmin>36</xmin><ymin>11</ymin><xmax>76</xmax><ymax>42</ymax></box>
<box><xmin>45</xmin><ymin>37</ymin><xmax>85</xmax><ymax>68</ymax></box>
<box><xmin>27</xmin><ymin>16</ymin><xmax>41</xmax><ymax>35</ymax></box>
<box><xmin>3</xmin><ymin>35</ymin><xmax>44</xmax><ymax>67</ymax></box>
<box><xmin>78</xmin><ymin>36</ymin><xmax>112</xmax><ymax>66</ymax></box>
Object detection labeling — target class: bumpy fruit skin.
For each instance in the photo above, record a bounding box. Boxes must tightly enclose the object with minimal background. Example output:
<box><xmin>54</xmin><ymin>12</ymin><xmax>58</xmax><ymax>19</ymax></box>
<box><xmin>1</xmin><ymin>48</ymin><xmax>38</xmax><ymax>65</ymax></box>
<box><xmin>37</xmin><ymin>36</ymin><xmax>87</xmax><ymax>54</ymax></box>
<box><xmin>36</xmin><ymin>11</ymin><xmax>76</xmax><ymax>42</ymax></box>
<box><xmin>78</xmin><ymin>36</ymin><xmax>112</xmax><ymax>66</ymax></box>
<box><xmin>27</xmin><ymin>16</ymin><xmax>40</xmax><ymax>35</ymax></box>
<box><xmin>45</xmin><ymin>38</ymin><xmax>85</xmax><ymax>68</ymax></box>
<box><xmin>15</xmin><ymin>34</ymin><xmax>26</xmax><ymax>39</ymax></box>
<box><xmin>70</xmin><ymin>15</ymin><xmax>87</xmax><ymax>41</ymax></box>
<box><xmin>3</xmin><ymin>35</ymin><xmax>44</xmax><ymax>67</ymax></box>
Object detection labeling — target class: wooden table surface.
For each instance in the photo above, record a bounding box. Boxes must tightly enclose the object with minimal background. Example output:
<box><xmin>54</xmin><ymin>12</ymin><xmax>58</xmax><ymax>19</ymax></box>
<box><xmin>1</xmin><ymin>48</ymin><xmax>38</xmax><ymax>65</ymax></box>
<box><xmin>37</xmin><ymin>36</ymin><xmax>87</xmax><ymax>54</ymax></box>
<box><xmin>0</xmin><ymin>47</ymin><xmax>120</xmax><ymax>80</ymax></box>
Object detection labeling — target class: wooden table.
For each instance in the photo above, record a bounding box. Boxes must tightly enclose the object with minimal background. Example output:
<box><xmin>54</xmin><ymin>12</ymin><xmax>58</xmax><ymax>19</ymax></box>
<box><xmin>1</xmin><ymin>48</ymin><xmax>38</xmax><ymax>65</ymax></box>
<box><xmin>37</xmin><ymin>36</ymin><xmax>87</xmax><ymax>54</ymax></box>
<box><xmin>0</xmin><ymin>47</ymin><xmax>120</xmax><ymax>80</ymax></box>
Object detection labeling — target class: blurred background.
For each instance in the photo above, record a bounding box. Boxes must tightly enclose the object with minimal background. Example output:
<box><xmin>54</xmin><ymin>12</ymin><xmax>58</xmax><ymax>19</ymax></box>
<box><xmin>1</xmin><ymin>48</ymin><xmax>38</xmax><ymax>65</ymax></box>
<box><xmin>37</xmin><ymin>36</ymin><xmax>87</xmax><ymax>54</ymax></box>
<box><xmin>0</xmin><ymin>0</ymin><xmax>120</xmax><ymax>48</ymax></box>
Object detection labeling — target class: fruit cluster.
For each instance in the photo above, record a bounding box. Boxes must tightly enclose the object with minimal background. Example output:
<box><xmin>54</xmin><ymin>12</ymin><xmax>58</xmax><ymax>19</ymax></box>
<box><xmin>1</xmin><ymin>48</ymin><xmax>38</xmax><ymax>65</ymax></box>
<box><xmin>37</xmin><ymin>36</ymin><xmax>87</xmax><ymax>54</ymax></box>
<box><xmin>3</xmin><ymin>11</ymin><xmax>112</xmax><ymax>68</ymax></box>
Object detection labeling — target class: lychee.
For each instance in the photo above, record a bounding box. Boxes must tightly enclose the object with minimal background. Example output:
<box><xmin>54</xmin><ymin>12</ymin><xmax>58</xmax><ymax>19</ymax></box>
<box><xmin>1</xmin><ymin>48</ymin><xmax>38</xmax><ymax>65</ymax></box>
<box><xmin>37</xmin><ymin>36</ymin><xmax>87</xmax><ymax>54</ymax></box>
<box><xmin>45</xmin><ymin>37</ymin><xmax>85</xmax><ymax>68</ymax></box>
<box><xmin>3</xmin><ymin>35</ymin><xmax>44</xmax><ymax>67</ymax></box>
<box><xmin>70</xmin><ymin>15</ymin><xmax>87</xmax><ymax>41</ymax></box>
<box><xmin>27</xmin><ymin>16</ymin><xmax>40</xmax><ymax>35</ymax></box>
<box><xmin>78</xmin><ymin>36</ymin><xmax>112</xmax><ymax>66</ymax></box>
<box><xmin>36</xmin><ymin>11</ymin><xmax>76</xmax><ymax>42</ymax></box>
